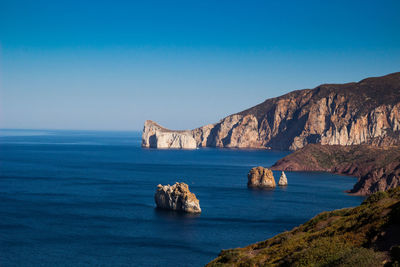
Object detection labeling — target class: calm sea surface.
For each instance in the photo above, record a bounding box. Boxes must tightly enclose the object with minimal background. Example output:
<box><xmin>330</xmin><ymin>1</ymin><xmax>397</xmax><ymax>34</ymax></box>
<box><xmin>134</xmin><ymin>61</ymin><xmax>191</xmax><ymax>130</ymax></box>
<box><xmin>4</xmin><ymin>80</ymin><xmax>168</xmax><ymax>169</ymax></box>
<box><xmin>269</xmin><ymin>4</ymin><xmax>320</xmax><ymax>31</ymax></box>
<box><xmin>0</xmin><ymin>130</ymin><xmax>364</xmax><ymax>266</ymax></box>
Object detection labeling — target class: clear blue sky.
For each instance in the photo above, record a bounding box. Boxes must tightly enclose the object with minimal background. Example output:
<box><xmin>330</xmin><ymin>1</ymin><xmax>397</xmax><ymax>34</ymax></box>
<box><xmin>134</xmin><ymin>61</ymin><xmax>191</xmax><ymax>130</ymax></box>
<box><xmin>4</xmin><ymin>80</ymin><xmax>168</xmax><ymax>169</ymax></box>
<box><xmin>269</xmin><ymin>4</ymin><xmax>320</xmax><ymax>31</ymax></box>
<box><xmin>1</xmin><ymin>0</ymin><xmax>399</xmax><ymax>130</ymax></box>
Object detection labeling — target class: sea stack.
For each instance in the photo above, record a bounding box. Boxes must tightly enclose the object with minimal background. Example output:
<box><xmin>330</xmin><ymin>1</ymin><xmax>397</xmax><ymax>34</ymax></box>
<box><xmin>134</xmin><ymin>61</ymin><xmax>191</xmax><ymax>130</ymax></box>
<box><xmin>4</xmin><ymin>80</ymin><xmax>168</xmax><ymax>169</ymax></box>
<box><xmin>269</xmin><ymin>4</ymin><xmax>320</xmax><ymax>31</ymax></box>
<box><xmin>154</xmin><ymin>182</ymin><xmax>201</xmax><ymax>213</ymax></box>
<box><xmin>142</xmin><ymin>120</ymin><xmax>197</xmax><ymax>149</ymax></box>
<box><xmin>247</xmin><ymin>167</ymin><xmax>276</xmax><ymax>188</ymax></box>
<box><xmin>278</xmin><ymin>171</ymin><xmax>288</xmax><ymax>186</ymax></box>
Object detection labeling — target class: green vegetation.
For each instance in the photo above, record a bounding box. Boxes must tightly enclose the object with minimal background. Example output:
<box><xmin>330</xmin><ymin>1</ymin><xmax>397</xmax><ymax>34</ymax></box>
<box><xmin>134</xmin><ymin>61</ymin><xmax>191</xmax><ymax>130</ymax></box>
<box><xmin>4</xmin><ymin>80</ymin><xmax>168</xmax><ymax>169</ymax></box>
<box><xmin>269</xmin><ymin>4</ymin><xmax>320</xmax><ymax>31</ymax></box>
<box><xmin>207</xmin><ymin>187</ymin><xmax>400</xmax><ymax>267</ymax></box>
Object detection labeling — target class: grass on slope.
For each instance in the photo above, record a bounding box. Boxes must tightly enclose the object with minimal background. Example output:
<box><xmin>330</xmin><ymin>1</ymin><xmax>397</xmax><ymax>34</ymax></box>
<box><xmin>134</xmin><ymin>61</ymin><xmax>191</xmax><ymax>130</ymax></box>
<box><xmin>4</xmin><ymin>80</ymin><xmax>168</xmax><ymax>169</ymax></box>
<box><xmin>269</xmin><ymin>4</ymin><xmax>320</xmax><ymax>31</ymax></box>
<box><xmin>207</xmin><ymin>187</ymin><xmax>400</xmax><ymax>267</ymax></box>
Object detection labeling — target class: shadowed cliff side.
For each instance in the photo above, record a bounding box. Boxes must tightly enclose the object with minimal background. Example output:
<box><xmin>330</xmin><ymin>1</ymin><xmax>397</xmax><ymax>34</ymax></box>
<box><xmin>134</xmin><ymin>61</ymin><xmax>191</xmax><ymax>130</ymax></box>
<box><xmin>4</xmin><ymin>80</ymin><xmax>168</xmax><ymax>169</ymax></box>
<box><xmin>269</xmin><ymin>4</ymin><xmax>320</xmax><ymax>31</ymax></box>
<box><xmin>271</xmin><ymin>144</ymin><xmax>400</xmax><ymax>195</ymax></box>
<box><xmin>142</xmin><ymin>72</ymin><xmax>400</xmax><ymax>150</ymax></box>
<box><xmin>207</xmin><ymin>187</ymin><xmax>400</xmax><ymax>267</ymax></box>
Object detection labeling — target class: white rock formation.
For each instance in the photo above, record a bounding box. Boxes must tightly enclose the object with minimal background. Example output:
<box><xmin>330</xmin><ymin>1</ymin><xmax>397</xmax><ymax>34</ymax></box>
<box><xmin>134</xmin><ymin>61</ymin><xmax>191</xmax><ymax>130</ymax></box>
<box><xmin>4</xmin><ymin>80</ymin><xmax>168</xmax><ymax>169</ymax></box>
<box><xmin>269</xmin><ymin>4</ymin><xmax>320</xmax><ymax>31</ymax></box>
<box><xmin>278</xmin><ymin>171</ymin><xmax>288</xmax><ymax>186</ymax></box>
<box><xmin>142</xmin><ymin>120</ymin><xmax>197</xmax><ymax>149</ymax></box>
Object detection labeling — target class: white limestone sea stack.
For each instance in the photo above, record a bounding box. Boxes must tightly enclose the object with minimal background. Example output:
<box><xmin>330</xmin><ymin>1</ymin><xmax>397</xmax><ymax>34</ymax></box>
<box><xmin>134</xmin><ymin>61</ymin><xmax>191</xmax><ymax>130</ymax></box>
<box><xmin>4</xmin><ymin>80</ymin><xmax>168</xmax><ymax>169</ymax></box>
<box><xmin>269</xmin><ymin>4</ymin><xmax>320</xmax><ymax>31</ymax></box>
<box><xmin>154</xmin><ymin>182</ymin><xmax>201</xmax><ymax>213</ymax></box>
<box><xmin>142</xmin><ymin>120</ymin><xmax>197</xmax><ymax>149</ymax></box>
<box><xmin>278</xmin><ymin>171</ymin><xmax>288</xmax><ymax>186</ymax></box>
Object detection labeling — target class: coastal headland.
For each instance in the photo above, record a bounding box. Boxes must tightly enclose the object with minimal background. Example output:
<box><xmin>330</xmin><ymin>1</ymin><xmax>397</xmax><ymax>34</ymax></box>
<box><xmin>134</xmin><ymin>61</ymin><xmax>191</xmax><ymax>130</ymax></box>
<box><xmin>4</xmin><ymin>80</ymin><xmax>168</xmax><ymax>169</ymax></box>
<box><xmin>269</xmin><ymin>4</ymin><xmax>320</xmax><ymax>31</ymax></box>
<box><xmin>143</xmin><ymin>72</ymin><xmax>400</xmax><ymax>150</ymax></box>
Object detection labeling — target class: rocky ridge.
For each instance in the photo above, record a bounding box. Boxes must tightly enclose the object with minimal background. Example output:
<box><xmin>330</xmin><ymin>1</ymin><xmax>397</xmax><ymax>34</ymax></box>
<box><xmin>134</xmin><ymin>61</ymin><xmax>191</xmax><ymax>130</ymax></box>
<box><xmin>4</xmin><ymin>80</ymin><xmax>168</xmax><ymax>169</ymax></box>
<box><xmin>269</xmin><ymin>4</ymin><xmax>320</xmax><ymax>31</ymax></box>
<box><xmin>143</xmin><ymin>72</ymin><xmax>400</xmax><ymax>150</ymax></box>
<box><xmin>154</xmin><ymin>182</ymin><xmax>201</xmax><ymax>213</ymax></box>
<box><xmin>271</xmin><ymin>144</ymin><xmax>400</xmax><ymax>195</ymax></box>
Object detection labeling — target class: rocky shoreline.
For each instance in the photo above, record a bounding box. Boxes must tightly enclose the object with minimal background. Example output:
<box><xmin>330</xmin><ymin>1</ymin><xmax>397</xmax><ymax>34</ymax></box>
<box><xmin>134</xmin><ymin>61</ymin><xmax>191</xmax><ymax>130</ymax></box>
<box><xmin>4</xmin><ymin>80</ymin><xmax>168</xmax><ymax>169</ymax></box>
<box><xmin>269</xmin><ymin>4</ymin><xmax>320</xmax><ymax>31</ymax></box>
<box><xmin>143</xmin><ymin>72</ymin><xmax>400</xmax><ymax>266</ymax></box>
<box><xmin>271</xmin><ymin>144</ymin><xmax>400</xmax><ymax>195</ymax></box>
<box><xmin>142</xmin><ymin>72</ymin><xmax>400</xmax><ymax>196</ymax></box>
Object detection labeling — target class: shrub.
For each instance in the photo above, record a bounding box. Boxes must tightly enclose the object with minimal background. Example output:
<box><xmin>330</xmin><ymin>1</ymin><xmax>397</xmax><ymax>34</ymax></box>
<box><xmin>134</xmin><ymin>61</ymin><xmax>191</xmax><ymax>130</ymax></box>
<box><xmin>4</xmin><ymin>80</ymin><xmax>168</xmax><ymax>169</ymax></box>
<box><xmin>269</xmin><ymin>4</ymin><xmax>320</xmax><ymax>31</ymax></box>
<box><xmin>327</xmin><ymin>247</ymin><xmax>384</xmax><ymax>267</ymax></box>
<box><xmin>391</xmin><ymin>245</ymin><xmax>400</xmax><ymax>262</ymax></box>
<box><xmin>363</xmin><ymin>191</ymin><xmax>388</xmax><ymax>205</ymax></box>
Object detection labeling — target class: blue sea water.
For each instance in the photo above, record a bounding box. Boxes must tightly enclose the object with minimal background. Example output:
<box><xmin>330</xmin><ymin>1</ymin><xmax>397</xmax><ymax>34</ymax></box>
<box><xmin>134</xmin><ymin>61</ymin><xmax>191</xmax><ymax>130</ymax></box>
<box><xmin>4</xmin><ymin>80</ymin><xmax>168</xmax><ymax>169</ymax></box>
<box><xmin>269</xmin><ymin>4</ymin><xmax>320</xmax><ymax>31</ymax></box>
<box><xmin>0</xmin><ymin>129</ymin><xmax>364</xmax><ymax>266</ymax></box>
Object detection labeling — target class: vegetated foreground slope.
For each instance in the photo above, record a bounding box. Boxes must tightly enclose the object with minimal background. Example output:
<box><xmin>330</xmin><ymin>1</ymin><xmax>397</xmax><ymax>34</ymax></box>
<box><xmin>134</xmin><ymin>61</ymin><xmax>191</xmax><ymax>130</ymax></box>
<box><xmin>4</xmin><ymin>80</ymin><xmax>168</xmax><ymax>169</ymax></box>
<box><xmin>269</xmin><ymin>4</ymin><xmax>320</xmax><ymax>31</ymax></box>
<box><xmin>271</xmin><ymin>144</ymin><xmax>400</xmax><ymax>195</ymax></box>
<box><xmin>207</xmin><ymin>187</ymin><xmax>400</xmax><ymax>267</ymax></box>
<box><xmin>143</xmin><ymin>72</ymin><xmax>400</xmax><ymax>150</ymax></box>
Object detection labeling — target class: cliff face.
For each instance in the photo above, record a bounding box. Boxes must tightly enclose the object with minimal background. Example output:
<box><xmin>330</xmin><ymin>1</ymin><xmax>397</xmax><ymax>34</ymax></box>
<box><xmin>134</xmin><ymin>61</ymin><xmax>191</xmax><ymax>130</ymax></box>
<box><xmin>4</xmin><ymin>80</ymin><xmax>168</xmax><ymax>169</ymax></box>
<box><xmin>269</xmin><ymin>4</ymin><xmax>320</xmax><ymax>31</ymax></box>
<box><xmin>142</xmin><ymin>72</ymin><xmax>400</xmax><ymax>150</ymax></box>
<box><xmin>271</xmin><ymin>144</ymin><xmax>400</xmax><ymax>195</ymax></box>
<box><xmin>207</xmin><ymin>187</ymin><xmax>400</xmax><ymax>266</ymax></box>
<box><xmin>142</xmin><ymin>120</ymin><xmax>197</xmax><ymax>149</ymax></box>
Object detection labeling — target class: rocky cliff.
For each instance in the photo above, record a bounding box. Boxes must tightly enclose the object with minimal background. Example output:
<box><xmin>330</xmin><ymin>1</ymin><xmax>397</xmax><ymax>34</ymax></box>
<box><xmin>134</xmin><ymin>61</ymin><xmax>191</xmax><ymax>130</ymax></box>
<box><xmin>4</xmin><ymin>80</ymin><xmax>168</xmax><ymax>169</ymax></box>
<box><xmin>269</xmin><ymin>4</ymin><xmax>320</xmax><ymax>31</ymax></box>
<box><xmin>142</xmin><ymin>72</ymin><xmax>400</xmax><ymax>150</ymax></box>
<box><xmin>207</xmin><ymin>187</ymin><xmax>400</xmax><ymax>266</ymax></box>
<box><xmin>142</xmin><ymin>120</ymin><xmax>197</xmax><ymax>149</ymax></box>
<box><xmin>154</xmin><ymin>182</ymin><xmax>201</xmax><ymax>213</ymax></box>
<box><xmin>271</xmin><ymin>144</ymin><xmax>400</xmax><ymax>195</ymax></box>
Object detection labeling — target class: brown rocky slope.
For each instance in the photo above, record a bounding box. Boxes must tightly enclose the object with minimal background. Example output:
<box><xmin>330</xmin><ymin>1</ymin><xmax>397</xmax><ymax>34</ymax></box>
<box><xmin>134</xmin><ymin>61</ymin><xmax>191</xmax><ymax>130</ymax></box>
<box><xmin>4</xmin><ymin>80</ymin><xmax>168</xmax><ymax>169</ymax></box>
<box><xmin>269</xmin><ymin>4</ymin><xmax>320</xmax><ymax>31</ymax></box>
<box><xmin>143</xmin><ymin>72</ymin><xmax>400</xmax><ymax>150</ymax></box>
<box><xmin>271</xmin><ymin>144</ymin><xmax>400</xmax><ymax>195</ymax></box>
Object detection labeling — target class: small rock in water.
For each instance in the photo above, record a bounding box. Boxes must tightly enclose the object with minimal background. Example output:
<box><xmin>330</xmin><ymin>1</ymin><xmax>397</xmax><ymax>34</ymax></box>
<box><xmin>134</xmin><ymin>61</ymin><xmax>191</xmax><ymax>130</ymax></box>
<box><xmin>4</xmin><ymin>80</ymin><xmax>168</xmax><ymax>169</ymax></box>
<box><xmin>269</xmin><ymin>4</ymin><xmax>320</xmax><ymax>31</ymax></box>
<box><xmin>278</xmin><ymin>171</ymin><xmax>288</xmax><ymax>186</ymax></box>
<box><xmin>154</xmin><ymin>182</ymin><xmax>201</xmax><ymax>213</ymax></box>
<box><xmin>247</xmin><ymin>166</ymin><xmax>276</xmax><ymax>188</ymax></box>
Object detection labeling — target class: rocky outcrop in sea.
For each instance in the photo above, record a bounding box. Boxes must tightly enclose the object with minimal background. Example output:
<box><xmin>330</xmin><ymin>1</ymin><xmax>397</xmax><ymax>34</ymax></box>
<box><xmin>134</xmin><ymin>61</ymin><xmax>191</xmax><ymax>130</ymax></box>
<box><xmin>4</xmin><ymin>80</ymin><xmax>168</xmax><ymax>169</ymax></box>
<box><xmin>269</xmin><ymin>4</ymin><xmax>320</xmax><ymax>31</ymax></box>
<box><xmin>154</xmin><ymin>182</ymin><xmax>201</xmax><ymax>213</ymax></box>
<box><xmin>278</xmin><ymin>171</ymin><xmax>288</xmax><ymax>186</ymax></box>
<box><xmin>247</xmin><ymin>167</ymin><xmax>276</xmax><ymax>188</ymax></box>
<box><xmin>142</xmin><ymin>120</ymin><xmax>197</xmax><ymax>149</ymax></box>
<box><xmin>142</xmin><ymin>72</ymin><xmax>400</xmax><ymax>150</ymax></box>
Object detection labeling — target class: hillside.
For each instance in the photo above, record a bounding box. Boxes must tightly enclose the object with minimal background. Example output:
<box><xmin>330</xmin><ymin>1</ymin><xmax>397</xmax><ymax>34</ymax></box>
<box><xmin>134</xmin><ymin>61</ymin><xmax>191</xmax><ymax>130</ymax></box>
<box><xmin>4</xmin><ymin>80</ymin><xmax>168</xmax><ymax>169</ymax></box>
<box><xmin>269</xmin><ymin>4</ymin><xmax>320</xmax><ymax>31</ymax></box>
<box><xmin>271</xmin><ymin>144</ymin><xmax>400</xmax><ymax>195</ymax></box>
<box><xmin>143</xmin><ymin>72</ymin><xmax>400</xmax><ymax>150</ymax></box>
<box><xmin>207</xmin><ymin>187</ymin><xmax>400</xmax><ymax>267</ymax></box>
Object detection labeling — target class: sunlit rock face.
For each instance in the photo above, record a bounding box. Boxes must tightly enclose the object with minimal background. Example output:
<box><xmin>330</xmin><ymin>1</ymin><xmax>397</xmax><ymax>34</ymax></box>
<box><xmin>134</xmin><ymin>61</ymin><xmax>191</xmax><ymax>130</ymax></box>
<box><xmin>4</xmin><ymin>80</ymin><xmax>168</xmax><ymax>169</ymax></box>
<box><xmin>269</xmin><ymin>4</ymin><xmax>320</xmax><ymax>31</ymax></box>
<box><xmin>154</xmin><ymin>182</ymin><xmax>201</xmax><ymax>213</ymax></box>
<box><xmin>247</xmin><ymin>167</ymin><xmax>276</xmax><ymax>188</ymax></box>
<box><xmin>143</xmin><ymin>72</ymin><xmax>400</xmax><ymax>150</ymax></box>
<box><xmin>278</xmin><ymin>171</ymin><xmax>288</xmax><ymax>186</ymax></box>
<box><xmin>142</xmin><ymin>120</ymin><xmax>197</xmax><ymax>149</ymax></box>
